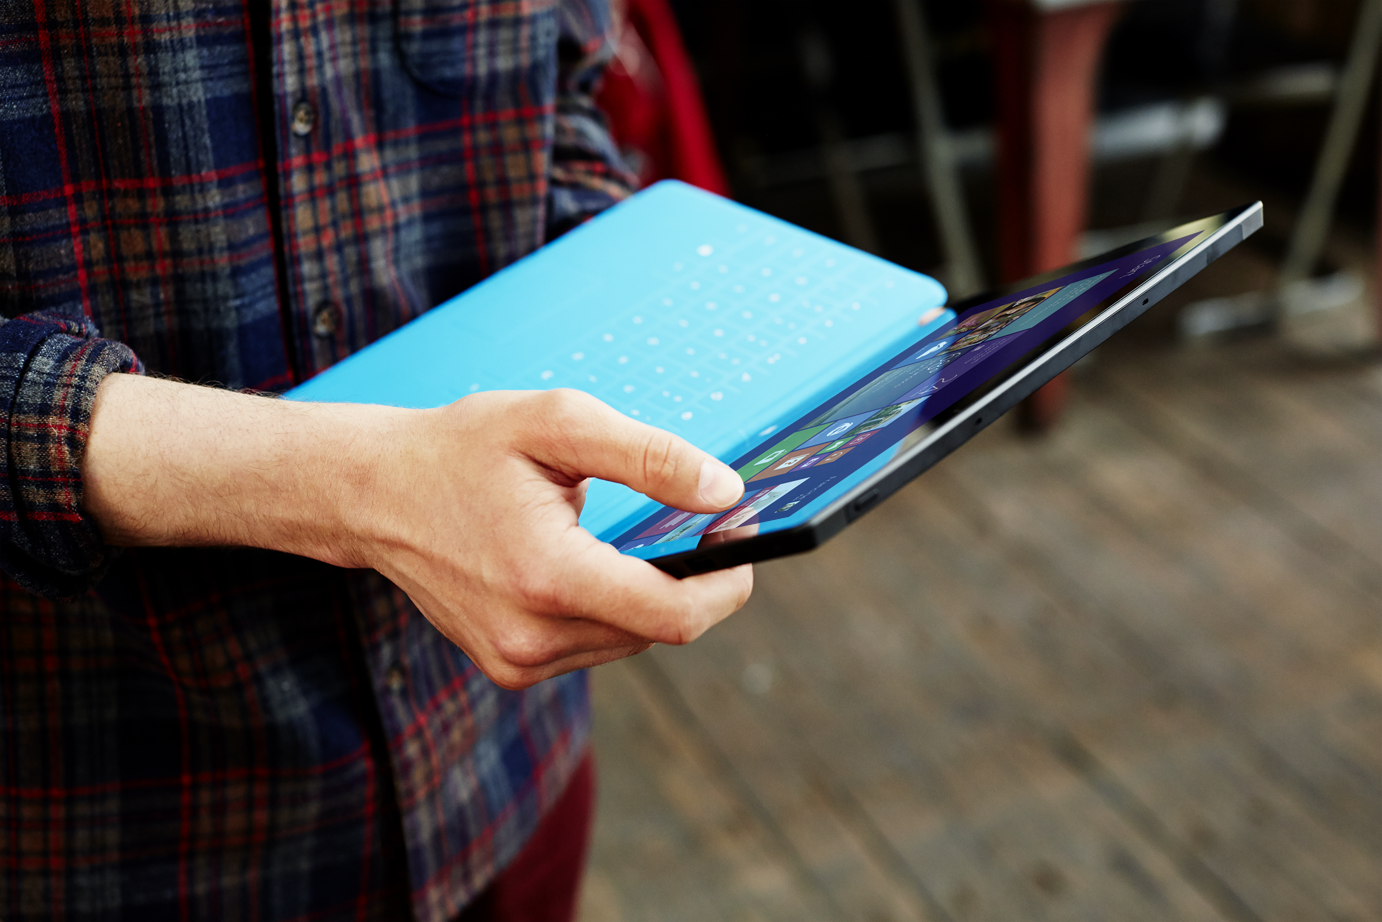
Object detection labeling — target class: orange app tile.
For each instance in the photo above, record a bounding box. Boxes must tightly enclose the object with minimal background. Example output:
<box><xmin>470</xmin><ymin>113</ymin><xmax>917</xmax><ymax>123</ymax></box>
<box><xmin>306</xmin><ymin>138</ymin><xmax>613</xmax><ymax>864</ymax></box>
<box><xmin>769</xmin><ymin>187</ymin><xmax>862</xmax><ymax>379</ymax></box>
<box><xmin>747</xmin><ymin>447</ymin><xmax>818</xmax><ymax>483</ymax></box>
<box><xmin>814</xmin><ymin>447</ymin><xmax>854</xmax><ymax>466</ymax></box>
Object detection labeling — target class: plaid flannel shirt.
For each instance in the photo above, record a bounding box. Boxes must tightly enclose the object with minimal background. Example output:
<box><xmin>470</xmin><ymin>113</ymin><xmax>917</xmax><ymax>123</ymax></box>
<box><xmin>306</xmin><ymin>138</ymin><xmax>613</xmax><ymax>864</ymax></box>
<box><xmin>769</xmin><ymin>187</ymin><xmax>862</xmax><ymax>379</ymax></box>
<box><xmin>0</xmin><ymin>1</ymin><xmax>636</xmax><ymax>919</ymax></box>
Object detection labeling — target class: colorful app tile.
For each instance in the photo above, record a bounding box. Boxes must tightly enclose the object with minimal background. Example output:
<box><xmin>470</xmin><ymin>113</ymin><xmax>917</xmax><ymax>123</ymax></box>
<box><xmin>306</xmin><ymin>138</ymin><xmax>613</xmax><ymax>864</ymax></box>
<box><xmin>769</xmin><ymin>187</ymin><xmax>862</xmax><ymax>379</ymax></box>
<box><xmin>814</xmin><ymin>448</ymin><xmax>854</xmax><ymax>466</ymax></box>
<box><xmin>998</xmin><ymin>275</ymin><xmax>1111</xmax><ymax>337</ymax></box>
<box><xmin>808</xmin><ymin>359</ymin><xmax>943</xmax><ymax>426</ymax></box>
<box><xmin>705</xmin><ymin>491</ymin><xmax>765</xmax><ymax>533</ymax></box>
<box><xmin>843</xmin><ymin>431</ymin><xmax>877</xmax><ymax>449</ymax></box>
<box><xmin>706</xmin><ymin>502</ymin><xmax>760</xmax><ymax>534</ymax></box>
<box><xmin>795</xmin><ymin>456</ymin><xmax>823</xmax><ymax>471</ymax></box>
<box><xmin>953</xmin><ymin>305</ymin><xmax>1004</xmax><ymax>333</ymax></box>
<box><xmin>707</xmin><ymin>480</ymin><xmax>808</xmax><ymax>533</ymax></box>
<box><xmin>854</xmin><ymin>399</ymin><xmax>923</xmax><ymax>434</ymax></box>
<box><xmin>814</xmin><ymin>438</ymin><xmax>852</xmax><ymax>454</ymax></box>
<box><xmin>654</xmin><ymin>513</ymin><xmax>714</xmax><ymax>544</ymax></box>
<box><xmin>896</xmin><ymin>340</ymin><xmax>1010</xmax><ymax>403</ymax></box>
<box><xmin>736</xmin><ymin>426</ymin><xmax>827</xmax><ymax>480</ymax></box>
<box><xmin>891</xmin><ymin>337</ymin><xmax>955</xmax><ymax>369</ymax></box>
<box><xmin>798</xmin><ymin>412</ymin><xmax>875</xmax><ymax>448</ymax></box>
<box><xmin>889</xmin><ymin>352</ymin><xmax>951</xmax><ymax>380</ymax></box>
<box><xmin>940</xmin><ymin>287</ymin><xmax>1064</xmax><ymax>356</ymax></box>
<box><xmin>911</xmin><ymin>335</ymin><xmax>1015</xmax><ymax>396</ymax></box>
<box><xmin>636</xmin><ymin>508</ymin><xmax>697</xmax><ymax>539</ymax></box>
<box><xmin>767</xmin><ymin>474</ymin><xmax>840</xmax><ymax>514</ymax></box>
<box><xmin>747</xmin><ymin>446</ymin><xmax>818</xmax><ymax>483</ymax></box>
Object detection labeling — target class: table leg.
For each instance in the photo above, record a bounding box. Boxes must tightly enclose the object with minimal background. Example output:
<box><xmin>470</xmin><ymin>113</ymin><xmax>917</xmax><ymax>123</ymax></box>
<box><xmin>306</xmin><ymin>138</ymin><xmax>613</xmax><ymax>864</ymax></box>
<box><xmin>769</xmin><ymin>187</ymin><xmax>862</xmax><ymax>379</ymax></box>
<box><xmin>985</xmin><ymin>0</ymin><xmax>1120</xmax><ymax>430</ymax></box>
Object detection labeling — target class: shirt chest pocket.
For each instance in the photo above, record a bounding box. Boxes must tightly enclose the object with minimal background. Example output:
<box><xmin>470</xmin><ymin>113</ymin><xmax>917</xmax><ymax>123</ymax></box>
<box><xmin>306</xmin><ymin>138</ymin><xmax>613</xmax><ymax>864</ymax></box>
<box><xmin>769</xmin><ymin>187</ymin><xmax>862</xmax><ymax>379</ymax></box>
<box><xmin>395</xmin><ymin>0</ymin><xmax>560</xmax><ymax>98</ymax></box>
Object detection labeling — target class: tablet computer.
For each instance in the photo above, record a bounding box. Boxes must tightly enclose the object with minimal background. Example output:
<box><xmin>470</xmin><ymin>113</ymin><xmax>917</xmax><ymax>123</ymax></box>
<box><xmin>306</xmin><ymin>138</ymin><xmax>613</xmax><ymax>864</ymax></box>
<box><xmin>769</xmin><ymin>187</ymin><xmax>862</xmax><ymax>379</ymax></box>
<box><xmin>606</xmin><ymin>202</ymin><xmax>1263</xmax><ymax>576</ymax></box>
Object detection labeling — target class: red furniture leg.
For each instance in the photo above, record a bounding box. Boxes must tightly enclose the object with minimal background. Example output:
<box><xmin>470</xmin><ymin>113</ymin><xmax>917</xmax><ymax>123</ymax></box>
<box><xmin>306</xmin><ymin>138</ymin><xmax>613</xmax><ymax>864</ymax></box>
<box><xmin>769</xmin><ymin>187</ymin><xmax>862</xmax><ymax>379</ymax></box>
<box><xmin>985</xmin><ymin>0</ymin><xmax>1120</xmax><ymax>431</ymax></box>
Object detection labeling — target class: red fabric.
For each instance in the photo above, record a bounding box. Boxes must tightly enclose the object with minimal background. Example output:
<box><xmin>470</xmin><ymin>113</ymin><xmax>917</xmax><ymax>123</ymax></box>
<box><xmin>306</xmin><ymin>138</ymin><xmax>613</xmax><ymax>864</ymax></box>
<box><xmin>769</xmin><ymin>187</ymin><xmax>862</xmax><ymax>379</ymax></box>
<box><xmin>596</xmin><ymin>0</ymin><xmax>730</xmax><ymax>194</ymax></box>
<box><xmin>457</xmin><ymin>750</ymin><xmax>597</xmax><ymax>922</ymax></box>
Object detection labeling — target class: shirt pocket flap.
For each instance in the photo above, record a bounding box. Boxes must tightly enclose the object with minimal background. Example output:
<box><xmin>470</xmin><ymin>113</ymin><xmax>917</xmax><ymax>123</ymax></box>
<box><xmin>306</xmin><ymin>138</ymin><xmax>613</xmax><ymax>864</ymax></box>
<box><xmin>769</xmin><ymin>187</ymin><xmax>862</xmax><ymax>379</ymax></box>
<box><xmin>395</xmin><ymin>0</ymin><xmax>559</xmax><ymax>98</ymax></box>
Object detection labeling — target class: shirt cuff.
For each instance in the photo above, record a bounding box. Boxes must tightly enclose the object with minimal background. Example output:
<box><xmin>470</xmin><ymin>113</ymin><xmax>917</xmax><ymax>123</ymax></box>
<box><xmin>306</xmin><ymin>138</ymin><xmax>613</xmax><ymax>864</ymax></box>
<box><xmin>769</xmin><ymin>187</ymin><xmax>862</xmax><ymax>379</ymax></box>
<box><xmin>0</xmin><ymin>315</ymin><xmax>139</xmax><ymax>599</ymax></box>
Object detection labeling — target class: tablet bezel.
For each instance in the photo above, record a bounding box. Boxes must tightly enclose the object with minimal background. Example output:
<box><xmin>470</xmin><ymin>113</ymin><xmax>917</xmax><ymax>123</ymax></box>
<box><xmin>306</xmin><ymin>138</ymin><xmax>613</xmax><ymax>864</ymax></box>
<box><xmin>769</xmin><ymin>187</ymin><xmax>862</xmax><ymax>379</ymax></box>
<box><xmin>636</xmin><ymin>202</ymin><xmax>1264</xmax><ymax>577</ymax></box>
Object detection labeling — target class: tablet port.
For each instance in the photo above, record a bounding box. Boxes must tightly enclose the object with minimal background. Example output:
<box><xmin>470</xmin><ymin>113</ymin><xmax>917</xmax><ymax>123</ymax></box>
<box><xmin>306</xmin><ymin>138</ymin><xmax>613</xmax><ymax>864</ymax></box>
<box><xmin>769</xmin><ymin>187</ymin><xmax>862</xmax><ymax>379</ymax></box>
<box><xmin>848</xmin><ymin>488</ymin><xmax>882</xmax><ymax>521</ymax></box>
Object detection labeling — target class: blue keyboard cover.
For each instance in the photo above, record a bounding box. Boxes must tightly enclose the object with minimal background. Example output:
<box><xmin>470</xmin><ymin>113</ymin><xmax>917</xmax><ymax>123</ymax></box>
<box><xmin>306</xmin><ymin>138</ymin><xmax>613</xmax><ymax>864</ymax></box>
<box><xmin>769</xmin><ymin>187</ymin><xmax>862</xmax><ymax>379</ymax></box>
<box><xmin>286</xmin><ymin>181</ymin><xmax>950</xmax><ymax>538</ymax></box>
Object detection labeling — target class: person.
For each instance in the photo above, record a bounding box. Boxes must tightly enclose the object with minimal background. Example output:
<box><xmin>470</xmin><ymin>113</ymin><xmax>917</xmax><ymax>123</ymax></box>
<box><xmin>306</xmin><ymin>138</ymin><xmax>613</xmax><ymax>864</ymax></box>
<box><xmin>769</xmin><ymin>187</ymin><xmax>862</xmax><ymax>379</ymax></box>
<box><xmin>0</xmin><ymin>2</ymin><xmax>752</xmax><ymax>920</ymax></box>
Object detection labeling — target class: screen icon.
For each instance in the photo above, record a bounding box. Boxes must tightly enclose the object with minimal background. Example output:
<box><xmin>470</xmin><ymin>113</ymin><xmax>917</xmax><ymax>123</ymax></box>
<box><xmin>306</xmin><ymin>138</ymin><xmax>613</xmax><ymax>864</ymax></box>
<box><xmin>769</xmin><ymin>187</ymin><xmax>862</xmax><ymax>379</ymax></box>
<box><xmin>707</xmin><ymin>480</ymin><xmax>809</xmax><ymax>533</ymax></box>
<box><xmin>747</xmin><ymin>447</ymin><xmax>819</xmax><ymax>483</ymax></box>
<box><xmin>796</xmin><ymin>411</ymin><xmax>876</xmax><ymax>449</ymax></box>
<box><xmin>654</xmin><ymin>513</ymin><xmax>715</xmax><ymax>544</ymax></box>
<box><xmin>636</xmin><ymin>509</ymin><xmax>696</xmax><ymax>539</ymax></box>
<box><xmin>814</xmin><ymin>448</ymin><xmax>854</xmax><ymax>466</ymax></box>
<box><xmin>854</xmin><ymin>399</ymin><xmax>923</xmax><ymax>434</ymax></box>
<box><xmin>735</xmin><ymin>425</ymin><xmax>828</xmax><ymax>480</ymax></box>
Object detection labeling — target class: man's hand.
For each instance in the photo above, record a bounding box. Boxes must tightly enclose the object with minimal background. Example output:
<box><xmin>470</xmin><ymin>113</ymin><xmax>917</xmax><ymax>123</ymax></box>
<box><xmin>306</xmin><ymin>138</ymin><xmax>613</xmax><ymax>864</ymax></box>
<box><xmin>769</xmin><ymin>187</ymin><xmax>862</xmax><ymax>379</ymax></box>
<box><xmin>83</xmin><ymin>376</ymin><xmax>752</xmax><ymax>689</ymax></box>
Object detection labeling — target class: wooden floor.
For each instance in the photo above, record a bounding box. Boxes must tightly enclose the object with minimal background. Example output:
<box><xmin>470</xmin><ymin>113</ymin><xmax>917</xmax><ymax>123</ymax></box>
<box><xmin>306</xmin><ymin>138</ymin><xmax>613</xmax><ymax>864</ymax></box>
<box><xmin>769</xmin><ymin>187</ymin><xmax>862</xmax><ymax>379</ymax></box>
<box><xmin>577</xmin><ymin>242</ymin><xmax>1382</xmax><ymax>921</ymax></box>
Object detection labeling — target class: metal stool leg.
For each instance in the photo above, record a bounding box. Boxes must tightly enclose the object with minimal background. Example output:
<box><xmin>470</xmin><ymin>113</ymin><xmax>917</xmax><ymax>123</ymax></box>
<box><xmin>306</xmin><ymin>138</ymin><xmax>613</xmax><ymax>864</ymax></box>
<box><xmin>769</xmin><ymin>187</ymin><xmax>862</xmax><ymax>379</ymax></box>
<box><xmin>894</xmin><ymin>0</ymin><xmax>984</xmax><ymax>298</ymax></box>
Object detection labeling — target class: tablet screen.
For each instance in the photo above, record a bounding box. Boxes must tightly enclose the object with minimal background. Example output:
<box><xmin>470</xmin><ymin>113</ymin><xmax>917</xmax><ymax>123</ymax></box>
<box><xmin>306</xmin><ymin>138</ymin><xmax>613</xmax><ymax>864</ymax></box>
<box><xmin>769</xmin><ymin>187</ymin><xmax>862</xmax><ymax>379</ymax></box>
<box><xmin>608</xmin><ymin>221</ymin><xmax>1215</xmax><ymax>560</ymax></box>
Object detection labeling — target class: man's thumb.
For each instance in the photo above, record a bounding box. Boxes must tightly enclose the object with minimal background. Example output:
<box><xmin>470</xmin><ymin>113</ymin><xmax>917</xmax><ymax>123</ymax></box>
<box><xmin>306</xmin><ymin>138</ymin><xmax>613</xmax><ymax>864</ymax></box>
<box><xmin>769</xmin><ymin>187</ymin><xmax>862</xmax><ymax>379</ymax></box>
<box><xmin>522</xmin><ymin>389</ymin><xmax>745</xmax><ymax>513</ymax></box>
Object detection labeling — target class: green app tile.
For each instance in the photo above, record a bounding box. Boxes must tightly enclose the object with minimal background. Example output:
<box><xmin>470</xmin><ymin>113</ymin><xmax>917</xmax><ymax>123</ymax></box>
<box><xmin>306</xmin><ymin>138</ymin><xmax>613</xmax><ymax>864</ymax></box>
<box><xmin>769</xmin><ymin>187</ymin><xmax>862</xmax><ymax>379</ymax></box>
<box><xmin>736</xmin><ymin>426</ymin><xmax>828</xmax><ymax>480</ymax></box>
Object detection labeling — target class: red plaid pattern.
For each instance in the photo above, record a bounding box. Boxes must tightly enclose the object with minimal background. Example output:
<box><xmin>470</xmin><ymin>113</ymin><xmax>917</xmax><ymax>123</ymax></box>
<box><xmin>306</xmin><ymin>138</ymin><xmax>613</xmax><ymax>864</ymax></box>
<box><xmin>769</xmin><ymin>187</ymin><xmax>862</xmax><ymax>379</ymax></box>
<box><xmin>0</xmin><ymin>0</ymin><xmax>634</xmax><ymax>918</ymax></box>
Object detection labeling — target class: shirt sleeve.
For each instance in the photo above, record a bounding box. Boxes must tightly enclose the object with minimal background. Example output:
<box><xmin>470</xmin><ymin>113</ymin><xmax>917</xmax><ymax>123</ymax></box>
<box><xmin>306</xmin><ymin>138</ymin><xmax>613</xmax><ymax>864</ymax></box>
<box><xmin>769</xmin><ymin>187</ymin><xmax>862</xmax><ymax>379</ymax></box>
<box><xmin>0</xmin><ymin>311</ymin><xmax>139</xmax><ymax>599</ymax></box>
<box><xmin>547</xmin><ymin>0</ymin><xmax>640</xmax><ymax>239</ymax></box>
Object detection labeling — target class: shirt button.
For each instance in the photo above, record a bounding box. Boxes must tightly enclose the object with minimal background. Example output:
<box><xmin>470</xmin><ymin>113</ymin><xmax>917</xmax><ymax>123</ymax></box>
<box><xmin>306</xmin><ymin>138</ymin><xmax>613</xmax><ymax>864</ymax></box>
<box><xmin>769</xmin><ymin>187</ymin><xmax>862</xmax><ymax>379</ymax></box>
<box><xmin>291</xmin><ymin>100</ymin><xmax>317</xmax><ymax>137</ymax></box>
<box><xmin>312</xmin><ymin>302</ymin><xmax>340</xmax><ymax>337</ymax></box>
<box><xmin>384</xmin><ymin>664</ymin><xmax>406</xmax><ymax>694</ymax></box>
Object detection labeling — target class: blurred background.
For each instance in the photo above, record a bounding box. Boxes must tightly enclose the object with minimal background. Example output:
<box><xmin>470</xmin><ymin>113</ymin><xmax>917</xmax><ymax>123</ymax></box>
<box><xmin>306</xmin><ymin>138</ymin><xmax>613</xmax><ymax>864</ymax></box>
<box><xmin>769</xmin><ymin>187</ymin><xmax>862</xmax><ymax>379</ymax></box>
<box><xmin>579</xmin><ymin>1</ymin><xmax>1382</xmax><ymax>919</ymax></box>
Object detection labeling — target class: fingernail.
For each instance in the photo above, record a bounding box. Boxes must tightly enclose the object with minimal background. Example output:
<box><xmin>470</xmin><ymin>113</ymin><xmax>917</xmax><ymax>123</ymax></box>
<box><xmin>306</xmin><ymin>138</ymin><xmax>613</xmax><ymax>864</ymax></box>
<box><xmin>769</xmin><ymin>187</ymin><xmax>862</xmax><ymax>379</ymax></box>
<box><xmin>698</xmin><ymin>459</ymin><xmax>743</xmax><ymax>508</ymax></box>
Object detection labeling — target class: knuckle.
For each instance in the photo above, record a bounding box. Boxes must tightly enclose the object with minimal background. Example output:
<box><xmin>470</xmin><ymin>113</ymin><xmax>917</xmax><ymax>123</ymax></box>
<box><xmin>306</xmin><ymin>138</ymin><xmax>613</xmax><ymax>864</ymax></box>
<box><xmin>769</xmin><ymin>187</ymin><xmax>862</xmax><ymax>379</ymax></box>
<box><xmin>542</xmin><ymin>387</ymin><xmax>592</xmax><ymax>418</ymax></box>
<box><xmin>647</xmin><ymin>569</ymin><xmax>753</xmax><ymax>647</ymax></box>
<box><xmin>532</xmin><ymin>389</ymin><xmax>605</xmax><ymax>457</ymax></box>
<box><xmin>486</xmin><ymin>661</ymin><xmax>539</xmax><ymax>692</ymax></box>
<box><xmin>639</xmin><ymin>431</ymin><xmax>684</xmax><ymax>491</ymax></box>
<box><xmin>451</xmin><ymin>388</ymin><xmax>515</xmax><ymax>422</ymax></box>
<box><xmin>733</xmin><ymin>567</ymin><xmax>754</xmax><ymax>609</ymax></box>
<box><xmin>512</xmin><ymin>571</ymin><xmax>567</xmax><ymax>616</ymax></box>
<box><xmin>654</xmin><ymin>599</ymin><xmax>704</xmax><ymax>646</ymax></box>
<box><xmin>492</xmin><ymin>625</ymin><xmax>557</xmax><ymax>670</ymax></box>
<box><xmin>664</xmin><ymin>623</ymin><xmax>700</xmax><ymax>647</ymax></box>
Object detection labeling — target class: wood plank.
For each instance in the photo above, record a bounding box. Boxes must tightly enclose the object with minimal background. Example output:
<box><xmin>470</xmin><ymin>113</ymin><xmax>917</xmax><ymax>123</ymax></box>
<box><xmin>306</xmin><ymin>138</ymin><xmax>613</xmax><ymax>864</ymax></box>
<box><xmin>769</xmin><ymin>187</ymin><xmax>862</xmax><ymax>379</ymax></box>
<box><xmin>918</xmin><ymin>377</ymin><xmax>1382</xmax><ymax>917</ymax></box>
<box><xmin>867</xmin><ymin>403</ymin><xmax>1382</xmax><ymax>906</ymax></box>
<box><xmin>834</xmin><ymin>469</ymin><xmax>1332</xmax><ymax>922</ymax></box>
<box><xmin>936</xmin><ymin>400</ymin><xmax>1382</xmax><ymax>731</ymax></box>
<box><xmin>584</xmin><ymin>287</ymin><xmax>1382</xmax><ymax>920</ymax></box>
<box><xmin>1087</xmin><ymin>344</ymin><xmax>1382</xmax><ymax>592</ymax></box>
<box><xmin>639</xmin><ymin>479</ymin><xmax>1232</xmax><ymax>920</ymax></box>
<box><xmin>1249</xmin><ymin>690</ymin><xmax>1382</xmax><ymax>868</ymax></box>
<box><xmin>1092</xmin><ymin>730</ymin><xmax>1380</xmax><ymax>922</ymax></box>
<box><xmin>580</xmin><ymin>657</ymin><xmax>827</xmax><ymax>922</ymax></box>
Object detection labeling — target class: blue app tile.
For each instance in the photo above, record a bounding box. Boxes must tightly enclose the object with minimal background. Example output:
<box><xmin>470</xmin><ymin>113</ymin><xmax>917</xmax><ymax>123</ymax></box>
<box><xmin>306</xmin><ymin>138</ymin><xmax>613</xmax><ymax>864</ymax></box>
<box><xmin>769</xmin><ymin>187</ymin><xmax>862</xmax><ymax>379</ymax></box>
<box><xmin>798</xmin><ymin>412</ymin><xmax>875</xmax><ymax>448</ymax></box>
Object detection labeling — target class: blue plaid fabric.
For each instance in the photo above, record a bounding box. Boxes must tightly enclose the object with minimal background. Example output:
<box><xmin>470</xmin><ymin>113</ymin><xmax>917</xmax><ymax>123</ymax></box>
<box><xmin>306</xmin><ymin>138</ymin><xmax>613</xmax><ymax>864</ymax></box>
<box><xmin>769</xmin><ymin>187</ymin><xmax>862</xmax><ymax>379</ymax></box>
<box><xmin>0</xmin><ymin>1</ymin><xmax>635</xmax><ymax>919</ymax></box>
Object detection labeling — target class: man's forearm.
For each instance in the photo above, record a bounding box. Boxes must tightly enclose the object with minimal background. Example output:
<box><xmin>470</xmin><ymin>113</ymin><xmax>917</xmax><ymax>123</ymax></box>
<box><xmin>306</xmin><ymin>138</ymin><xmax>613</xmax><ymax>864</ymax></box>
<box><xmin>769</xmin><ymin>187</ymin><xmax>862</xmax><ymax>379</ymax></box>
<box><xmin>82</xmin><ymin>373</ymin><xmax>393</xmax><ymax>566</ymax></box>
<box><xmin>80</xmin><ymin>373</ymin><xmax>752</xmax><ymax>689</ymax></box>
